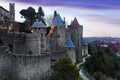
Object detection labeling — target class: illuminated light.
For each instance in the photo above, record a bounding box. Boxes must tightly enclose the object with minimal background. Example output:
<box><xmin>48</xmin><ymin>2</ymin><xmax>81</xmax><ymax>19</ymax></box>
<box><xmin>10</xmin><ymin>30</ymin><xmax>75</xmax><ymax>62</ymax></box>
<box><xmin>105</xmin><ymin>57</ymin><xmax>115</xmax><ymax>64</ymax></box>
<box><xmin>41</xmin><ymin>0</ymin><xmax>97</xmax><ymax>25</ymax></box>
<box><xmin>51</xmin><ymin>25</ymin><xmax>56</xmax><ymax>29</ymax></box>
<box><xmin>3</xmin><ymin>26</ymin><xmax>7</xmax><ymax>29</ymax></box>
<box><xmin>47</xmin><ymin>25</ymin><xmax>56</xmax><ymax>36</ymax></box>
<box><xmin>31</xmin><ymin>29</ymin><xmax>34</xmax><ymax>33</ymax></box>
<box><xmin>9</xmin><ymin>26</ymin><xmax>12</xmax><ymax>30</ymax></box>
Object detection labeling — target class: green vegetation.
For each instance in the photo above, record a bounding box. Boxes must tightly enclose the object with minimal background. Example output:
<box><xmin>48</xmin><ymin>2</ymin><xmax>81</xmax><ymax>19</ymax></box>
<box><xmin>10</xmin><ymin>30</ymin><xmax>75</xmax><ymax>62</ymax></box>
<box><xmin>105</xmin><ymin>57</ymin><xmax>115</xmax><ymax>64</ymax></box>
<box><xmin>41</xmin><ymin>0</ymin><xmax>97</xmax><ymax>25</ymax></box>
<box><xmin>37</xmin><ymin>7</ymin><xmax>46</xmax><ymax>25</ymax></box>
<box><xmin>49</xmin><ymin>57</ymin><xmax>79</xmax><ymax>80</ymax></box>
<box><xmin>82</xmin><ymin>54</ymin><xmax>87</xmax><ymax>58</ymax></box>
<box><xmin>84</xmin><ymin>44</ymin><xmax>119</xmax><ymax>80</ymax></box>
<box><xmin>75</xmin><ymin>61</ymin><xmax>81</xmax><ymax>65</ymax></box>
<box><xmin>20</xmin><ymin>6</ymin><xmax>45</xmax><ymax>25</ymax></box>
<box><xmin>20</xmin><ymin>7</ymin><xmax>36</xmax><ymax>25</ymax></box>
<box><xmin>77</xmin><ymin>77</ymin><xmax>83</xmax><ymax>80</ymax></box>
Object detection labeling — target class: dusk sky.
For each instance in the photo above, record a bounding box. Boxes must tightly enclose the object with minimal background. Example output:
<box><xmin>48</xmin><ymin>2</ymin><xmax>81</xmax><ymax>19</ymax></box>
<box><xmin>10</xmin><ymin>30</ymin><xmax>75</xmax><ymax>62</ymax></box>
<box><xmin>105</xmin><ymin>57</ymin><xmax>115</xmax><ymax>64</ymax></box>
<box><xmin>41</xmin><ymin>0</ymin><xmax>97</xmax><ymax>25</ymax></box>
<box><xmin>0</xmin><ymin>0</ymin><xmax>120</xmax><ymax>37</ymax></box>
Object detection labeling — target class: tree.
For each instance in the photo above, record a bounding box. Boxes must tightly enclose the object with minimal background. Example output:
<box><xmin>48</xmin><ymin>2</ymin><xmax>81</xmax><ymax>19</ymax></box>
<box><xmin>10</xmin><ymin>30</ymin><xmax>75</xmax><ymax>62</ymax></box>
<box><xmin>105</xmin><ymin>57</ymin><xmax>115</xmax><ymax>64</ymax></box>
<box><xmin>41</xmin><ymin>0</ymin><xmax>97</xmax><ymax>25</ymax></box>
<box><xmin>93</xmin><ymin>72</ymin><xmax>113</xmax><ymax>80</ymax></box>
<box><xmin>37</xmin><ymin>7</ymin><xmax>46</xmax><ymax>25</ymax></box>
<box><xmin>50</xmin><ymin>57</ymin><xmax>79</xmax><ymax>80</ymax></box>
<box><xmin>84</xmin><ymin>45</ymin><xmax>119</xmax><ymax>79</ymax></box>
<box><xmin>20</xmin><ymin>7</ymin><xmax>36</xmax><ymax>25</ymax></box>
<box><xmin>53</xmin><ymin>11</ymin><xmax>57</xmax><ymax>20</ymax></box>
<box><xmin>45</xmin><ymin>15</ymin><xmax>53</xmax><ymax>26</ymax></box>
<box><xmin>88</xmin><ymin>43</ymin><xmax>92</xmax><ymax>55</ymax></box>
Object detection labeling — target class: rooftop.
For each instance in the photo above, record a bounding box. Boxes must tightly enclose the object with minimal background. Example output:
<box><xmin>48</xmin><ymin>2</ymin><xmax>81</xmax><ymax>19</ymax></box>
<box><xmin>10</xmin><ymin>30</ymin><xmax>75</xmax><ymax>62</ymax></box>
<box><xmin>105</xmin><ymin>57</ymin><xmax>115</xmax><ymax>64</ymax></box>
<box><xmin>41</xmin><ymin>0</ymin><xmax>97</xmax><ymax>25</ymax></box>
<box><xmin>0</xmin><ymin>6</ymin><xmax>9</xmax><ymax>13</ymax></box>
<box><xmin>52</xmin><ymin>14</ymin><xmax>64</xmax><ymax>26</ymax></box>
<box><xmin>71</xmin><ymin>17</ymin><xmax>79</xmax><ymax>25</ymax></box>
<box><xmin>63</xmin><ymin>37</ymin><xmax>75</xmax><ymax>48</ymax></box>
<box><xmin>32</xmin><ymin>21</ymin><xmax>46</xmax><ymax>28</ymax></box>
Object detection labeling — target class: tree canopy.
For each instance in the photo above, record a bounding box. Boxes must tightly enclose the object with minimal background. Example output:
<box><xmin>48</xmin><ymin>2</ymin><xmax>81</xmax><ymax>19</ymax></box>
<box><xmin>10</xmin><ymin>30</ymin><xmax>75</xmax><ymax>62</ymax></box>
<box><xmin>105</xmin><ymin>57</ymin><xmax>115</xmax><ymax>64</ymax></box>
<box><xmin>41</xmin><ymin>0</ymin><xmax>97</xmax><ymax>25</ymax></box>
<box><xmin>20</xmin><ymin>7</ymin><xmax>36</xmax><ymax>25</ymax></box>
<box><xmin>53</xmin><ymin>10</ymin><xmax>57</xmax><ymax>20</ymax></box>
<box><xmin>50</xmin><ymin>57</ymin><xmax>79</xmax><ymax>80</ymax></box>
<box><xmin>20</xmin><ymin>6</ymin><xmax>46</xmax><ymax>26</ymax></box>
<box><xmin>36</xmin><ymin>7</ymin><xmax>46</xmax><ymax>25</ymax></box>
<box><xmin>85</xmin><ymin>45</ymin><xmax>119</xmax><ymax>79</ymax></box>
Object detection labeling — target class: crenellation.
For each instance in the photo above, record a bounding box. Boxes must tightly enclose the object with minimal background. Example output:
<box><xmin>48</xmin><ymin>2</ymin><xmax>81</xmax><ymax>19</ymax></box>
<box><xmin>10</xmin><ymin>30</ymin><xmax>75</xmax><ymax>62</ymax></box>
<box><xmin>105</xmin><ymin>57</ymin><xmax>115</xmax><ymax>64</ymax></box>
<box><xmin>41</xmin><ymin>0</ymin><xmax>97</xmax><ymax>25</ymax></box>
<box><xmin>0</xmin><ymin>3</ymin><xmax>83</xmax><ymax>80</ymax></box>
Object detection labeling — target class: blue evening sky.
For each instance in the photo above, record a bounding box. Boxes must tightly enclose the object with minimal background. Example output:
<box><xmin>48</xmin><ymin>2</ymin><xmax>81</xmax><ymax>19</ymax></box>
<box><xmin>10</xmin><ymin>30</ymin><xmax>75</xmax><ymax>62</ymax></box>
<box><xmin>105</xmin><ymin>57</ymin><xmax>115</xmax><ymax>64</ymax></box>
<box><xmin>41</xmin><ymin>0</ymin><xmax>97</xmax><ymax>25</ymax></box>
<box><xmin>0</xmin><ymin>0</ymin><xmax>120</xmax><ymax>37</ymax></box>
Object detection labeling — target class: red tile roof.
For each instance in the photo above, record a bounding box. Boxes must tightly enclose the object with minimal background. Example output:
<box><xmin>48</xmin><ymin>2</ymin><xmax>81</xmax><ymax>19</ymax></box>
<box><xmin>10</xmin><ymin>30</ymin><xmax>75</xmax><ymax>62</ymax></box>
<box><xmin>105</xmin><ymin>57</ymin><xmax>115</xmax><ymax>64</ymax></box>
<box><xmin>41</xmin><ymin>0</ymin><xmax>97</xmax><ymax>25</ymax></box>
<box><xmin>71</xmin><ymin>17</ymin><xmax>79</xmax><ymax>25</ymax></box>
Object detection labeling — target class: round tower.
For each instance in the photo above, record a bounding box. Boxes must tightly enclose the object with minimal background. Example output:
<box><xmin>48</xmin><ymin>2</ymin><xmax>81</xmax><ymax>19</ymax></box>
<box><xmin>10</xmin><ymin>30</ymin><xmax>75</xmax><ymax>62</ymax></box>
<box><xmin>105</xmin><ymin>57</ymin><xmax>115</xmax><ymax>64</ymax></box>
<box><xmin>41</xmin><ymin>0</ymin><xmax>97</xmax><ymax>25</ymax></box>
<box><xmin>63</xmin><ymin>37</ymin><xmax>76</xmax><ymax>63</ymax></box>
<box><xmin>31</xmin><ymin>21</ymin><xmax>49</xmax><ymax>53</ymax></box>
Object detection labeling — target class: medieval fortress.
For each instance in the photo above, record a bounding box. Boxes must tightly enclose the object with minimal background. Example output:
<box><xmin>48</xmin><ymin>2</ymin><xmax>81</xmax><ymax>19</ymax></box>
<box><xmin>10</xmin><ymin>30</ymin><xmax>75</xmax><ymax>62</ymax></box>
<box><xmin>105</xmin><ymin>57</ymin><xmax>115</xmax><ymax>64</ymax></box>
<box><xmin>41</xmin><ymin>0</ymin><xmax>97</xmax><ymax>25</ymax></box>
<box><xmin>0</xmin><ymin>3</ymin><xmax>83</xmax><ymax>80</ymax></box>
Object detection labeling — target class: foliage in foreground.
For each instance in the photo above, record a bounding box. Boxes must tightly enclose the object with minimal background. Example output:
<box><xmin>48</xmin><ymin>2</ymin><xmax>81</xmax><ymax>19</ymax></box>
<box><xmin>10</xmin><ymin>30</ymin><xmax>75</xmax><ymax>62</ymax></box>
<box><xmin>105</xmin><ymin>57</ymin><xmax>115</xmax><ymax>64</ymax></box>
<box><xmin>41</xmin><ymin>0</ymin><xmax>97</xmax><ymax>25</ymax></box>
<box><xmin>85</xmin><ymin>44</ymin><xmax>119</xmax><ymax>80</ymax></box>
<box><xmin>49</xmin><ymin>57</ymin><xmax>79</xmax><ymax>80</ymax></box>
<box><xmin>77</xmin><ymin>77</ymin><xmax>83</xmax><ymax>80</ymax></box>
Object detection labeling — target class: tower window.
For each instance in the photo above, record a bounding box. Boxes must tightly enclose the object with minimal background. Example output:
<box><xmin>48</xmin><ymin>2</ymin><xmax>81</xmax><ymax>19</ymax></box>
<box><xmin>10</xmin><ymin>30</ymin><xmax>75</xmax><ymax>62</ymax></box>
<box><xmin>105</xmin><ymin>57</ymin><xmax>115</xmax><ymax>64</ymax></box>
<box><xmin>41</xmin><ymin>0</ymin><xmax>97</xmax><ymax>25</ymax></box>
<box><xmin>41</xmin><ymin>33</ymin><xmax>43</xmax><ymax>36</ymax></box>
<box><xmin>69</xmin><ymin>48</ymin><xmax>72</xmax><ymax>50</ymax></box>
<box><xmin>57</xmin><ymin>35</ymin><xmax>60</xmax><ymax>38</ymax></box>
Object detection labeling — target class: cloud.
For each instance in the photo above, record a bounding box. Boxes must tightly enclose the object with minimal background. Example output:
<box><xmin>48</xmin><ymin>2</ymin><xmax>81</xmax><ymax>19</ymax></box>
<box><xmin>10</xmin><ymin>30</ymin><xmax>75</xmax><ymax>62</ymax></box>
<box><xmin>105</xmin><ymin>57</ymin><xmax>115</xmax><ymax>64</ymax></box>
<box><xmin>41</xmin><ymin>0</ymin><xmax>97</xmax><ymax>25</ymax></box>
<box><xmin>1</xmin><ymin>0</ymin><xmax>120</xmax><ymax>37</ymax></box>
<box><xmin>4</xmin><ymin>0</ymin><xmax>120</xmax><ymax>9</ymax></box>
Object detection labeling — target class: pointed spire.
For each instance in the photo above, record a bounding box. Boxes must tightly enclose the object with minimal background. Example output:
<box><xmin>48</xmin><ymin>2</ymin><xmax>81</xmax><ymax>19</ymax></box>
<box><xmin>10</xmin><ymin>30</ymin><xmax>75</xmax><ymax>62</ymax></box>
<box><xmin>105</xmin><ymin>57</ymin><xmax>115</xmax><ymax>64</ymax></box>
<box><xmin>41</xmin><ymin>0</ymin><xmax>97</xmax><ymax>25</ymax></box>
<box><xmin>63</xmin><ymin>37</ymin><xmax>75</xmax><ymax>48</ymax></box>
<box><xmin>71</xmin><ymin>17</ymin><xmax>79</xmax><ymax>25</ymax></box>
<box><xmin>52</xmin><ymin>14</ymin><xmax>64</xmax><ymax>26</ymax></box>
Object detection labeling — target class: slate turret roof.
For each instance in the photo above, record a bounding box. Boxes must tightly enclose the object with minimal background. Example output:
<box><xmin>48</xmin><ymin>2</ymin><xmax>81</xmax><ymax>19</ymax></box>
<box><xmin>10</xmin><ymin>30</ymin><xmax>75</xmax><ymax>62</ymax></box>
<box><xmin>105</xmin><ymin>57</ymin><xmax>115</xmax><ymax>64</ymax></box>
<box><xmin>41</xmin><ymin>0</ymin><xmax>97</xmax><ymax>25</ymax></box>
<box><xmin>63</xmin><ymin>37</ymin><xmax>75</xmax><ymax>48</ymax></box>
<box><xmin>52</xmin><ymin>14</ymin><xmax>64</xmax><ymax>26</ymax></box>
<box><xmin>32</xmin><ymin>21</ymin><xmax>46</xmax><ymax>28</ymax></box>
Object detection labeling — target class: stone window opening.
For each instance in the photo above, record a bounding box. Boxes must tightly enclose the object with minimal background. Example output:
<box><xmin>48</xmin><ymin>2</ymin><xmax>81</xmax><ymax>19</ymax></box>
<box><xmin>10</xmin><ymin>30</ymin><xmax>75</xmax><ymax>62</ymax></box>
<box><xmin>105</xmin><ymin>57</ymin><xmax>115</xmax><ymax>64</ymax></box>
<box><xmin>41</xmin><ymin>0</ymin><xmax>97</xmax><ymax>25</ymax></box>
<box><xmin>8</xmin><ymin>44</ymin><xmax>13</xmax><ymax>52</ymax></box>
<box><xmin>57</xmin><ymin>35</ymin><xmax>60</xmax><ymax>38</ymax></box>
<box><xmin>41</xmin><ymin>33</ymin><xmax>43</xmax><ymax>36</ymax></box>
<box><xmin>28</xmin><ymin>51</ymin><xmax>32</xmax><ymax>55</ymax></box>
<box><xmin>69</xmin><ymin>48</ymin><xmax>72</xmax><ymax>50</ymax></box>
<box><xmin>0</xmin><ymin>39</ymin><xmax>4</xmax><ymax>46</ymax></box>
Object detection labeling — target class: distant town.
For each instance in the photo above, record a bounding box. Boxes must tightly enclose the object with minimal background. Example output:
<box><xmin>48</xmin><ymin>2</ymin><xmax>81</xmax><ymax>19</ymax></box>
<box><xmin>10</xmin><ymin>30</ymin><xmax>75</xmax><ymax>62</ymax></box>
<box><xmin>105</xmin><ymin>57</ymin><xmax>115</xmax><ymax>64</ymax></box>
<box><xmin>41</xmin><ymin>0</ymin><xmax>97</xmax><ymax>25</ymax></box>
<box><xmin>84</xmin><ymin>37</ymin><xmax>120</xmax><ymax>56</ymax></box>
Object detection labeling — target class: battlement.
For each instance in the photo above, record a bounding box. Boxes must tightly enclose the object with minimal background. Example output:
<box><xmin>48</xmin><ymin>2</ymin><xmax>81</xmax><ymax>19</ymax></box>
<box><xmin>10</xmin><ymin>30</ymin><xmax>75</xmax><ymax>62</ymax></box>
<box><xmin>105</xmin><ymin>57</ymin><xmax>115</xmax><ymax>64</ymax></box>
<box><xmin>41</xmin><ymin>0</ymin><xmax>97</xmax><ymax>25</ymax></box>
<box><xmin>0</xmin><ymin>4</ymin><xmax>83</xmax><ymax>79</ymax></box>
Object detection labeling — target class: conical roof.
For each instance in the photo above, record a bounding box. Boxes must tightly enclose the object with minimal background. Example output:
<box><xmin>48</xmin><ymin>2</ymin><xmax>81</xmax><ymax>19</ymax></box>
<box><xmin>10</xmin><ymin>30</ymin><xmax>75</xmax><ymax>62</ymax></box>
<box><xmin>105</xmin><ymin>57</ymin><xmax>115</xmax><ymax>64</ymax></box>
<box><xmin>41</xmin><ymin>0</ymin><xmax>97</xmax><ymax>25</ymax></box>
<box><xmin>63</xmin><ymin>37</ymin><xmax>75</xmax><ymax>48</ymax></box>
<box><xmin>52</xmin><ymin>14</ymin><xmax>64</xmax><ymax>26</ymax></box>
<box><xmin>71</xmin><ymin>17</ymin><xmax>79</xmax><ymax>25</ymax></box>
<box><xmin>32</xmin><ymin>21</ymin><xmax>46</xmax><ymax>28</ymax></box>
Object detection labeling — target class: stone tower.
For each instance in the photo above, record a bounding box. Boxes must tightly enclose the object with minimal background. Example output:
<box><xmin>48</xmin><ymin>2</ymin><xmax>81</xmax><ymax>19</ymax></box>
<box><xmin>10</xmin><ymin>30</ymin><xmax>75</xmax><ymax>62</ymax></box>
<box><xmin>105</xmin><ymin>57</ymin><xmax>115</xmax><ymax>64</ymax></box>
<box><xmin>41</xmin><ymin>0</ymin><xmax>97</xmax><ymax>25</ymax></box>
<box><xmin>63</xmin><ymin>37</ymin><xmax>76</xmax><ymax>63</ymax></box>
<box><xmin>9</xmin><ymin>3</ymin><xmax>15</xmax><ymax>21</ymax></box>
<box><xmin>68</xmin><ymin>18</ymin><xmax>83</xmax><ymax>62</ymax></box>
<box><xmin>30</xmin><ymin>21</ymin><xmax>49</xmax><ymax>54</ymax></box>
<box><xmin>52</xmin><ymin>14</ymin><xmax>66</xmax><ymax>50</ymax></box>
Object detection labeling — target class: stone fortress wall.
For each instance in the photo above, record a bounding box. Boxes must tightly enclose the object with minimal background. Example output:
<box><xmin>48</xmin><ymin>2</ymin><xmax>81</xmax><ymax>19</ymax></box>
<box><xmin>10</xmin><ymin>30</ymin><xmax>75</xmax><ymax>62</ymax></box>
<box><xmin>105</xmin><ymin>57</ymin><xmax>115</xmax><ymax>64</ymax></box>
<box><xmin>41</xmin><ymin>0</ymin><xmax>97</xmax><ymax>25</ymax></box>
<box><xmin>0</xmin><ymin>46</ymin><xmax>51</xmax><ymax>80</ymax></box>
<box><xmin>0</xmin><ymin>3</ymin><xmax>83</xmax><ymax>80</ymax></box>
